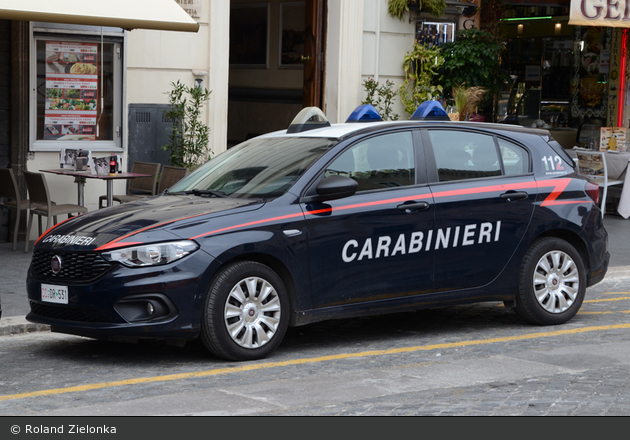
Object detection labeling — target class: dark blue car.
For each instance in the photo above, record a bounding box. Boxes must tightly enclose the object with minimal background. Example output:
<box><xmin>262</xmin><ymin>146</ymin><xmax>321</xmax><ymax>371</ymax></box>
<box><xmin>26</xmin><ymin>104</ymin><xmax>609</xmax><ymax>361</ymax></box>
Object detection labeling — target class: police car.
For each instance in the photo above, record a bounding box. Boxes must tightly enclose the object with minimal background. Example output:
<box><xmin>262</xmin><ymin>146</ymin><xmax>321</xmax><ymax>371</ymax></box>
<box><xmin>25</xmin><ymin>102</ymin><xmax>609</xmax><ymax>361</ymax></box>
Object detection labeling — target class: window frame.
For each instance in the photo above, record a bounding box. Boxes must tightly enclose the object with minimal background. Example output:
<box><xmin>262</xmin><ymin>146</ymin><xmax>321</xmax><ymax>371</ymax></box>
<box><xmin>323</xmin><ymin>130</ymin><xmax>418</xmax><ymax>194</ymax></box>
<box><xmin>423</xmin><ymin>128</ymin><xmax>533</xmax><ymax>183</ymax></box>
<box><xmin>29</xmin><ymin>23</ymin><xmax>125</xmax><ymax>152</ymax></box>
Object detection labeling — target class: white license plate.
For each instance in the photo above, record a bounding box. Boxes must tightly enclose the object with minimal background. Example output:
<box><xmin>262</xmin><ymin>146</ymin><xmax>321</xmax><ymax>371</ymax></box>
<box><xmin>41</xmin><ymin>284</ymin><xmax>69</xmax><ymax>304</ymax></box>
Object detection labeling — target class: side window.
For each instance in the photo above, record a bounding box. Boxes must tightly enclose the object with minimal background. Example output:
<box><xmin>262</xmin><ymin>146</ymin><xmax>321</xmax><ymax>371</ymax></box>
<box><xmin>326</xmin><ymin>131</ymin><xmax>415</xmax><ymax>192</ymax></box>
<box><xmin>498</xmin><ymin>139</ymin><xmax>530</xmax><ymax>175</ymax></box>
<box><xmin>429</xmin><ymin>130</ymin><xmax>500</xmax><ymax>181</ymax></box>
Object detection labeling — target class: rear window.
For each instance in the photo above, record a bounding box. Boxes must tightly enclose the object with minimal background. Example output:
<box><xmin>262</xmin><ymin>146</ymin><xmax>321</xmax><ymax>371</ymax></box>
<box><xmin>547</xmin><ymin>139</ymin><xmax>575</xmax><ymax>168</ymax></box>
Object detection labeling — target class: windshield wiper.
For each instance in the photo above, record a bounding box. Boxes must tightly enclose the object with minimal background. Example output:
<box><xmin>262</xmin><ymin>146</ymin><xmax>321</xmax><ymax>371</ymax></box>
<box><xmin>189</xmin><ymin>189</ymin><xmax>229</xmax><ymax>198</ymax></box>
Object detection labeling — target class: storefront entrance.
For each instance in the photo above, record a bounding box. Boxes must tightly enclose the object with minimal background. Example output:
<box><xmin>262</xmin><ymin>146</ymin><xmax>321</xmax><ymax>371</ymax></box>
<box><xmin>227</xmin><ymin>0</ymin><xmax>326</xmax><ymax>146</ymax></box>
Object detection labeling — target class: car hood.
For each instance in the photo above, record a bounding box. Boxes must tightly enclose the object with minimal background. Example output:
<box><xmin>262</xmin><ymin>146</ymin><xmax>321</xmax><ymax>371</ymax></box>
<box><xmin>34</xmin><ymin>193</ymin><xmax>264</xmax><ymax>251</ymax></box>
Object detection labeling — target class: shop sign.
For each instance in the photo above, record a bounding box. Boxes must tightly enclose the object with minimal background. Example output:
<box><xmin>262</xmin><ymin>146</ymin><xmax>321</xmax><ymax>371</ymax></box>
<box><xmin>175</xmin><ymin>0</ymin><xmax>201</xmax><ymax>19</ymax></box>
<box><xmin>459</xmin><ymin>0</ymin><xmax>480</xmax><ymax>30</ymax></box>
<box><xmin>607</xmin><ymin>29</ymin><xmax>622</xmax><ymax>126</ymax></box>
<box><xmin>569</xmin><ymin>0</ymin><xmax>630</xmax><ymax>27</ymax></box>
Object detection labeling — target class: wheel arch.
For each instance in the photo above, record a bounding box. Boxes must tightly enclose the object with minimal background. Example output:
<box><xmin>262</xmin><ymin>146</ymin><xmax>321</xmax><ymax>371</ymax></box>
<box><xmin>535</xmin><ymin>229</ymin><xmax>590</xmax><ymax>274</ymax></box>
<box><xmin>214</xmin><ymin>252</ymin><xmax>299</xmax><ymax>322</ymax></box>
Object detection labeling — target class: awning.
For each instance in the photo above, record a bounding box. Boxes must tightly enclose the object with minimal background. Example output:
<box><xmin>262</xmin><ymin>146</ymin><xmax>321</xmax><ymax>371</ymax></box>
<box><xmin>0</xmin><ymin>0</ymin><xmax>199</xmax><ymax>33</ymax></box>
<box><xmin>569</xmin><ymin>0</ymin><xmax>630</xmax><ymax>28</ymax></box>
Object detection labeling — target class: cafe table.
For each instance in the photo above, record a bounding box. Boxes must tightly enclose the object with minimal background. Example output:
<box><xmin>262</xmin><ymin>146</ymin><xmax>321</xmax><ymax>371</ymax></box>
<box><xmin>40</xmin><ymin>168</ymin><xmax>152</xmax><ymax>208</ymax></box>
<box><xmin>566</xmin><ymin>148</ymin><xmax>630</xmax><ymax>218</ymax></box>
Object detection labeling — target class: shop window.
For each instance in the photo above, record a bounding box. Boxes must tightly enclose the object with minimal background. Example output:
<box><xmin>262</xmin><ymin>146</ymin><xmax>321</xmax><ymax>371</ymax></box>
<box><xmin>30</xmin><ymin>31</ymin><xmax>123</xmax><ymax>152</ymax></box>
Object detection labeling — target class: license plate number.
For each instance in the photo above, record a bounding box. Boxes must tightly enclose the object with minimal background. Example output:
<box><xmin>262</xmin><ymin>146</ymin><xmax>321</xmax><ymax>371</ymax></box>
<box><xmin>41</xmin><ymin>284</ymin><xmax>69</xmax><ymax>304</ymax></box>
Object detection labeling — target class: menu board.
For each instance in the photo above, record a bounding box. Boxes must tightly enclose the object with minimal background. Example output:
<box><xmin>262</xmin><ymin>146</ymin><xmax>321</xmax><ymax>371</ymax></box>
<box><xmin>44</xmin><ymin>41</ymin><xmax>98</xmax><ymax>141</ymax></box>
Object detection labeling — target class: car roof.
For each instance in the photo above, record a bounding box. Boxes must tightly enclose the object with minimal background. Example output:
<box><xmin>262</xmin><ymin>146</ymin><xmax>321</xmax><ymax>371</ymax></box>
<box><xmin>256</xmin><ymin>120</ymin><xmax>552</xmax><ymax>141</ymax></box>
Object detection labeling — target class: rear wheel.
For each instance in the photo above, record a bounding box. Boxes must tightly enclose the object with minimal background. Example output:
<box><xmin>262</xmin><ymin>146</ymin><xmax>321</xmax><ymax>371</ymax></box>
<box><xmin>201</xmin><ymin>261</ymin><xmax>288</xmax><ymax>361</ymax></box>
<box><xmin>515</xmin><ymin>237</ymin><xmax>586</xmax><ymax>325</ymax></box>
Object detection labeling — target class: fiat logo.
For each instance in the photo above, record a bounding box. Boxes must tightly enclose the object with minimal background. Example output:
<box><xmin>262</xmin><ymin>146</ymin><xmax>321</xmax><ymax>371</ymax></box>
<box><xmin>51</xmin><ymin>255</ymin><xmax>62</xmax><ymax>275</ymax></box>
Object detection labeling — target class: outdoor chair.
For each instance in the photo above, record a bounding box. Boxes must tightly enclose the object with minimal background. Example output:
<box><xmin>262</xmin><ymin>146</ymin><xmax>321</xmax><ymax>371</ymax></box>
<box><xmin>158</xmin><ymin>165</ymin><xmax>189</xmax><ymax>193</ymax></box>
<box><xmin>0</xmin><ymin>167</ymin><xmax>30</xmax><ymax>251</ymax></box>
<box><xmin>577</xmin><ymin>151</ymin><xmax>624</xmax><ymax>218</ymax></box>
<box><xmin>98</xmin><ymin>161</ymin><xmax>160</xmax><ymax>208</ymax></box>
<box><xmin>23</xmin><ymin>171</ymin><xmax>88</xmax><ymax>252</ymax></box>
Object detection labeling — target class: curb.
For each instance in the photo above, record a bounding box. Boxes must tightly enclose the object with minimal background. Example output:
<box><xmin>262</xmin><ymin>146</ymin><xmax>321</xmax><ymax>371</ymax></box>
<box><xmin>0</xmin><ymin>316</ymin><xmax>50</xmax><ymax>337</ymax></box>
<box><xmin>2</xmin><ymin>266</ymin><xmax>630</xmax><ymax>337</ymax></box>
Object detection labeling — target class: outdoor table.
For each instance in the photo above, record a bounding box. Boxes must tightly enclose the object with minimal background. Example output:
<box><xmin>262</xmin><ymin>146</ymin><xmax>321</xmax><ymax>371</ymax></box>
<box><xmin>566</xmin><ymin>149</ymin><xmax>630</xmax><ymax>218</ymax></box>
<box><xmin>40</xmin><ymin>169</ymin><xmax>152</xmax><ymax>208</ymax></box>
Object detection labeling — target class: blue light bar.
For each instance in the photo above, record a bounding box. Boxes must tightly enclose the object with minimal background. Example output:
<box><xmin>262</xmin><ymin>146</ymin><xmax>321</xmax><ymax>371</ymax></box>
<box><xmin>346</xmin><ymin>104</ymin><xmax>383</xmax><ymax>123</ymax></box>
<box><xmin>410</xmin><ymin>101</ymin><xmax>450</xmax><ymax>121</ymax></box>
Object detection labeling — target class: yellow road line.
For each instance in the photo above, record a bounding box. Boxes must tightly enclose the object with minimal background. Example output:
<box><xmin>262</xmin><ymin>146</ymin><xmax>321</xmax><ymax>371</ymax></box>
<box><xmin>577</xmin><ymin>311</ymin><xmax>613</xmax><ymax>315</ymax></box>
<box><xmin>2</xmin><ymin>322</ymin><xmax>630</xmax><ymax>403</ymax></box>
<box><xmin>584</xmin><ymin>297</ymin><xmax>630</xmax><ymax>303</ymax></box>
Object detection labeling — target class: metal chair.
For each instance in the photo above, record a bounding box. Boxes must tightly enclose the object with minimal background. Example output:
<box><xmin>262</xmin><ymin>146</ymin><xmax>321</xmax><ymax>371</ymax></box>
<box><xmin>157</xmin><ymin>166</ymin><xmax>189</xmax><ymax>193</ymax></box>
<box><xmin>23</xmin><ymin>171</ymin><xmax>88</xmax><ymax>252</ymax></box>
<box><xmin>0</xmin><ymin>167</ymin><xmax>30</xmax><ymax>250</ymax></box>
<box><xmin>98</xmin><ymin>161</ymin><xmax>160</xmax><ymax>208</ymax></box>
<box><xmin>577</xmin><ymin>151</ymin><xmax>624</xmax><ymax>218</ymax></box>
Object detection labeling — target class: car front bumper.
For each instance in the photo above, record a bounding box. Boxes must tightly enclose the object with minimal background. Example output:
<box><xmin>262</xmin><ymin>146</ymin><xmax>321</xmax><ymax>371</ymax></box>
<box><xmin>25</xmin><ymin>248</ymin><xmax>218</xmax><ymax>342</ymax></box>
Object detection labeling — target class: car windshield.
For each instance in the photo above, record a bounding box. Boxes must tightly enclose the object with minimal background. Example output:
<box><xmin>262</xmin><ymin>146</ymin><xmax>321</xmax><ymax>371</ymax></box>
<box><xmin>168</xmin><ymin>136</ymin><xmax>338</xmax><ymax>199</ymax></box>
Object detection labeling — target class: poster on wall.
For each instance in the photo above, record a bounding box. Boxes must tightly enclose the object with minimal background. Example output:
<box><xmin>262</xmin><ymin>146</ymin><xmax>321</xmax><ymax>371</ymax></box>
<box><xmin>43</xmin><ymin>41</ymin><xmax>98</xmax><ymax>141</ymax></box>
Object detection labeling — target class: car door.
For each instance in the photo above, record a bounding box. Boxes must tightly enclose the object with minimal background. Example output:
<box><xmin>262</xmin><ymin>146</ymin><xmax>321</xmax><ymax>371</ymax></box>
<box><xmin>424</xmin><ymin>128</ymin><xmax>538</xmax><ymax>292</ymax></box>
<box><xmin>301</xmin><ymin>130</ymin><xmax>436</xmax><ymax>308</ymax></box>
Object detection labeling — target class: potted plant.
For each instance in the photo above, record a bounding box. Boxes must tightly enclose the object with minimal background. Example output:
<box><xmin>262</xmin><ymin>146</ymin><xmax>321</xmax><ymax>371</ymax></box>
<box><xmin>387</xmin><ymin>0</ymin><xmax>446</xmax><ymax>20</ymax></box>
<box><xmin>399</xmin><ymin>43</ymin><xmax>444</xmax><ymax>116</ymax></box>
<box><xmin>450</xmin><ymin>84</ymin><xmax>487</xmax><ymax>121</ymax></box>
<box><xmin>438</xmin><ymin>29</ymin><xmax>507</xmax><ymax>121</ymax></box>
<box><xmin>162</xmin><ymin>80</ymin><xmax>212</xmax><ymax>170</ymax></box>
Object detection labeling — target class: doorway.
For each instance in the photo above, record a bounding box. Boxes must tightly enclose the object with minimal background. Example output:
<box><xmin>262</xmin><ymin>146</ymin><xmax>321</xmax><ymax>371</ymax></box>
<box><xmin>227</xmin><ymin>0</ymin><xmax>326</xmax><ymax>146</ymax></box>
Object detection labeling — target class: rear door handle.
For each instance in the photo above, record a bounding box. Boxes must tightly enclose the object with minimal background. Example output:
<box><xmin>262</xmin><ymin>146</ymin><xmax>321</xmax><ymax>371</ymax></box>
<box><xmin>500</xmin><ymin>191</ymin><xmax>528</xmax><ymax>202</ymax></box>
<box><xmin>397</xmin><ymin>201</ymin><xmax>430</xmax><ymax>212</ymax></box>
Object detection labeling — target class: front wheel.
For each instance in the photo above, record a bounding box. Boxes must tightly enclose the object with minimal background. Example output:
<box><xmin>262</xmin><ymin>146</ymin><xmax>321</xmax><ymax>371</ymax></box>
<box><xmin>515</xmin><ymin>237</ymin><xmax>586</xmax><ymax>325</ymax></box>
<box><xmin>201</xmin><ymin>261</ymin><xmax>289</xmax><ymax>361</ymax></box>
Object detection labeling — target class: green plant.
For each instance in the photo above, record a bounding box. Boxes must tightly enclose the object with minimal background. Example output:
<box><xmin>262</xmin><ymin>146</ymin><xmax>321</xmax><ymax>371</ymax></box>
<box><xmin>451</xmin><ymin>84</ymin><xmax>487</xmax><ymax>121</ymax></box>
<box><xmin>162</xmin><ymin>80</ymin><xmax>212</xmax><ymax>170</ymax></box>
<box><xmin>387</xmin><ymin>0</ymin><xmax>446</xmax><ymax>20</ymax></box>
<box><xmin>399</xmin><ymin>43</ymin><xmax>444</xmax><ymax>116</ymax></box>
<box><xmin>438</xmin><ymin>29</ymin><xmax>506</xmax><ymax>106</ymax></box>
<box><xmin>362</xmin><ymin>78</ymin><xmax>400</xmax><ymax>121</ymax></box>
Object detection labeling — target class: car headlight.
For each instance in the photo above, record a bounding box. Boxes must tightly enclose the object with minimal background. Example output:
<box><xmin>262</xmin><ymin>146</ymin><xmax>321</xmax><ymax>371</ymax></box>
<box><xmin>101</xmin><ymin>240</ymin><xmax>199</xmax><ymax>267</ymax></box>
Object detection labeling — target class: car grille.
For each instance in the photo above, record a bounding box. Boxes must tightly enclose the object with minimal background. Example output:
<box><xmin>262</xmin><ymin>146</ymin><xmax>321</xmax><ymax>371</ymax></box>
<box><xmin>30</xmin><ymin>301</ymin><xmax>121</xmax><ymax>323</ymax></box>
<box><xmin>32</xmin><ymin>250</ymin><xmax>115</xmax><ymax>283</ymax></box>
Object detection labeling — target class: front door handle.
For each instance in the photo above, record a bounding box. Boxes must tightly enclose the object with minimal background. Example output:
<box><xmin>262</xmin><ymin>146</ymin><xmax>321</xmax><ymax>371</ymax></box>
<box><xmin>500</xmin><ymin>191</ymin><xmax>528</xmax><ymax>202</ymax></box>
<box><xmin>397</xmin><ymin>201</ymin><xmax>430</xmax><ymax>212</ymax></box>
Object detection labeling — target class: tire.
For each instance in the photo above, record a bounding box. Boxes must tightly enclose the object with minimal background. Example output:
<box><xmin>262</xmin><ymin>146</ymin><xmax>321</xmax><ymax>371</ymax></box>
<box><xmin>515</xmin><ymin>237</ymin><xmax>586</xmax><ymax>325</ymax></box>
<box><xmin>201</xmin><ymin>261</ymin><xmax>289</xmax><ymax>361</ymax></box>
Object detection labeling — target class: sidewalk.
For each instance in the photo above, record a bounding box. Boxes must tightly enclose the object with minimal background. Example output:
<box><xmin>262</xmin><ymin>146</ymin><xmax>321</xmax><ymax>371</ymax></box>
<box><xmin>1</xmin><ymin>215</ymin><xmax>630</xmax><ymax>335</ymax></box>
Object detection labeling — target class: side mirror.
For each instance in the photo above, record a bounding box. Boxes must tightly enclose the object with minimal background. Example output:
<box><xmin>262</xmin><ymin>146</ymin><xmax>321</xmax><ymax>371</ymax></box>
<box><xmin>302</xmin><ymin>175</ymin><xmax>358</xmax><ymax>203</ymax></box>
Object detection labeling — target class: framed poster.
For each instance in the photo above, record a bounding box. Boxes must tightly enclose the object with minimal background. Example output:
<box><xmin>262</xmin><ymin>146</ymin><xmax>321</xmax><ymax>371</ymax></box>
<box><xmin>229</xmin><ymin>3</ymin><xmax>269</xmax><ymax>68</ymax></box>
<box><xmin>43</xmin><ymin>41</ymin><xmax>99</xmax><ymax>141</ymax></box>
<box><xmin>279</xmin><ymin>1</ymin><xmax>305</xmax><ymax>68</ymax></box>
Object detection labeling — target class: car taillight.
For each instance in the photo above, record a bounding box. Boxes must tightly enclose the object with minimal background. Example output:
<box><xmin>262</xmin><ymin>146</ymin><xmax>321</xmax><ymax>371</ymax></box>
<box><xmin>586</xmin><ymin>181</ymin><xmax>599</xmax><ymax>205</ymax></box>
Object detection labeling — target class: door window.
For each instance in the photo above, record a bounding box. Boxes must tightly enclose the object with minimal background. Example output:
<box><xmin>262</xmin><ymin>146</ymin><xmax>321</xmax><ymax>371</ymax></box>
<box><xmin>429</xmin><ymin>130</ymin><xmax>530</xmax><ymax>181</ymax></box>
<box><xmin>325</xmin><ymin>131</ymin><xmax>415</xmax><ymax>191</ymax></box>
<box><xmin>498</xmin><ymin>138</ymin><xmax>530</xmax><ymax>175</ymax></box>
